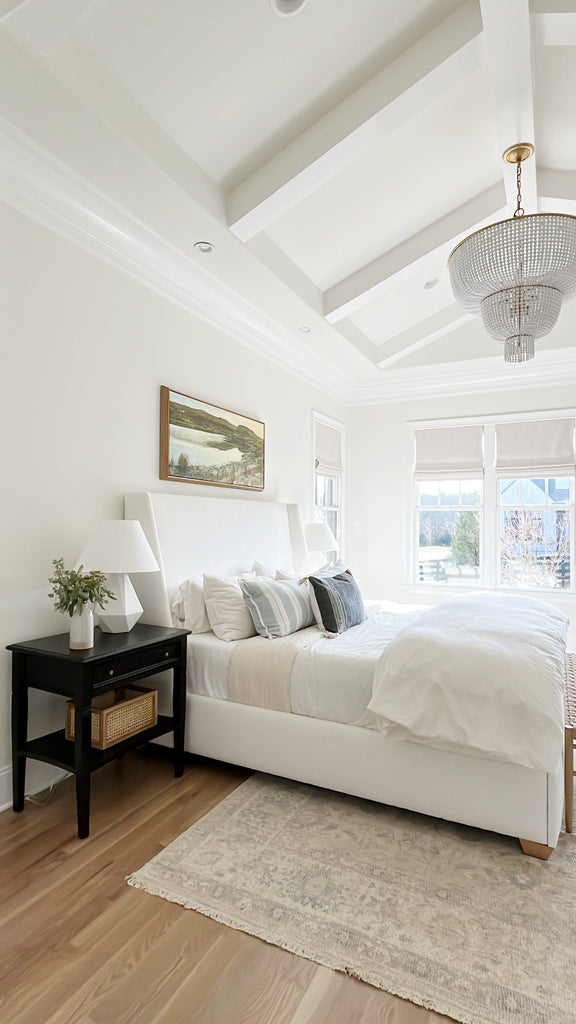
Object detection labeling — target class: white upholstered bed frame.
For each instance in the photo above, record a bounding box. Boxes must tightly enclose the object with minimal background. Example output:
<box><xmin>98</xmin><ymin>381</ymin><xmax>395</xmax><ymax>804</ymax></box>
<box><xmin>125</xmin><ymin>490</ymin><xmax>564</xmax><ymax>857</ymax></box>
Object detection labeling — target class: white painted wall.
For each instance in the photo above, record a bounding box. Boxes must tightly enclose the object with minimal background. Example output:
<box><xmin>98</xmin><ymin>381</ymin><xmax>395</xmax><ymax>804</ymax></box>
<box><xmin>346</xmin><ymin>387</ymin><xmax>576</xmax><ymax>648</ymax></box>
<box><xmin>0</xmin><ymin>201</ymin><xmax>346</xmax><ymax>809</ymax></box>
<box><xmin>3</xmin><ymin>196</ymin><xmax>575</xmax><ymax>818</ymax></box>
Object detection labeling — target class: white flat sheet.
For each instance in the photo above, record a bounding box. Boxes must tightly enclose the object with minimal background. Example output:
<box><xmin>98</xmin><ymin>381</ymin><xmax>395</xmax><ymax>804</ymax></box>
<box><xmin>186</xmin><ymin>606</ymin><xmax>422</xmax><ymax>727</ymax></box>
<box><xmin>186</xmin><ymin>631</ymin><xmax>237</xmax><ymax>699</ymax></box>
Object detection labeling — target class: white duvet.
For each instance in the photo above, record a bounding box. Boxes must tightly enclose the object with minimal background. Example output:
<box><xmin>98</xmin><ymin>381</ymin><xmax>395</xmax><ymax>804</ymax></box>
<box><xmin>368</xmin><ymin>593</ymin><xmax>568</xmax><ymax>773</ymax></box>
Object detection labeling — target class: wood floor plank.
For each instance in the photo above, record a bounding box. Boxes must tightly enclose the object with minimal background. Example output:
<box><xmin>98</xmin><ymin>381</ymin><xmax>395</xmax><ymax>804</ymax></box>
<box><xmin>0</xmin><ymin>748</ymin><xmax>456</xmax><ymax>1024</ymax></box>
<box><xmin>42</xmin><ymin>903</ymin><xmax>226</xmax><ymax>1024</ymax></box>
<box><xmin>177</xmin><ymin>931</ymin><xmax>319</xmax><ymax>1024</ymax></box>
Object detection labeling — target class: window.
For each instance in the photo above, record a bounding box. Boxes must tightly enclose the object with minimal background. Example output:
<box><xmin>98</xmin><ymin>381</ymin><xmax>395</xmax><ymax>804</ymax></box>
<box><xmin>412</xmin><ymin>415</ymin><xmax>575</xmax><ymax>593</ymax></box>
<box><xmin>498</xmin><ymin>477</ymin><xmax>572</xmax><ymax>589</ymax></box>
<box><xmin>313</xmin><ymin>414</ymin><xmax>344</xmax><ymax>557</ymax></box>
<box><xmin>414</xmin><ymin>424</ymin><xmax>484</xmax><ymax>587</ymax></box>
<box><xmin>417</xmin><ymin>479</ymin><xmax>482</xmax><ymax>585</ymax></box>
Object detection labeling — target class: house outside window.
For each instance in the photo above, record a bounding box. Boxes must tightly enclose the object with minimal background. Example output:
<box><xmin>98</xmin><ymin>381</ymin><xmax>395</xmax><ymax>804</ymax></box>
<box><xmin>498</xmin><ymin>477</ymin><xmax>572</xmax><ymax>590</ymax></box>
<box><xmin>313</xmin><ymin>413</ymin><xmax>344</xmax><ymax>559</ymax></box>
<box><xmin>412</xmin><ymin>415</ymin><xmax>575</xmax><ymax>593</ymax></box>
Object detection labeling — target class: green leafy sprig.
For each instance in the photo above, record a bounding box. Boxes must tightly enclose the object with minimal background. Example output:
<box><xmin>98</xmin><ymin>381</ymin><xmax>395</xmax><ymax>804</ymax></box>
<box><xmin>48</xmin><ymin>558</ymin><xmax>116</xmax><ymax>616</ymax></box>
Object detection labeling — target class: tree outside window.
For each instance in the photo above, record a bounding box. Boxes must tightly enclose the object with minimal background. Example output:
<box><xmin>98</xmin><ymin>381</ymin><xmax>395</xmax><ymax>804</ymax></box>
<box><xmin>498</xmin><ymin>478</ymin><xmax>571</xmax><ymax>589</ymax></box>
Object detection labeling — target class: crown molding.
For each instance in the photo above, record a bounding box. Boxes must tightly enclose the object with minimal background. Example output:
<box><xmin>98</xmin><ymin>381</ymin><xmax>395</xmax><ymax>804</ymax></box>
<box><xmin>353</xmin><ymin>349</ymin><xmax>576</xmax><ymax>405</ymax></box>
<box><xmin>0</xmin><ymin>117</ymin><xmax>355</xmax><ymax>405</ymax></box>
<box><xmin>2</xmin><ymin>116</ymin><xmax>574</xmax><ymax>408</ymax></box>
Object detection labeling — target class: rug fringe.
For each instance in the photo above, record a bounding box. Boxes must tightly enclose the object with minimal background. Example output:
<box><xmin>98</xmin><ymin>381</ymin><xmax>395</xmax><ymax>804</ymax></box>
<box><xmin>126</xmin><ymin>872</ymin><xmax>492</xmax><ymax>1024</ymax></box>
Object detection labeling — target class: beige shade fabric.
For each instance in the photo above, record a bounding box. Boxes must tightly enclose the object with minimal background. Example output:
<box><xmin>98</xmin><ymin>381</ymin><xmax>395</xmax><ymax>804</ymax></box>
<box><xmin>414</xmin><ymin>425</ymin><xmax>484</xmax><ymax>479</ymax></box>
<box><xmin>495</xmin><ymin>418</ymin><xmax>575</xmax><ymax>477</ymax></box>
<box><xmin>315</xmin><ymin>420</ymin><xmax>342</xmax><ymax>474</ymax></box>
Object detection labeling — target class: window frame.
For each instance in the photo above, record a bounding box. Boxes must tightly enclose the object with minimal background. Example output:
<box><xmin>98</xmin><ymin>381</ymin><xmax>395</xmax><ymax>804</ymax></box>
<box><xmin>409</xmin><ymin>411</ymin><xmax>576</xmax><ymax>595</ymax></box>
<box><xmin>415</xmin><ymin>478</ymin><xmax>484</xmax><ymax>587</ymax></box>
<box><xmin>312</xmin><ymin>411</ymin><xmax>345</xmax><ymax>557</ymax></box>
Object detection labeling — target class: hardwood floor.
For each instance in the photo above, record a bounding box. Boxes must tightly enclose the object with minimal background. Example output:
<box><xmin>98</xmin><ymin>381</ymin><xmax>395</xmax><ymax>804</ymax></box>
<box><xmin>0</xmin><ymin>749</ymin><xmax>454</xmax><ymax>1024</ymax></box>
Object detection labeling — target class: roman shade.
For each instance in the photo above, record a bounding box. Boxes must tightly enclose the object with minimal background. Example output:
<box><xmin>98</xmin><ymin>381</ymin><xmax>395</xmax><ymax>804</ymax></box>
<box><xmin>495</xmin><ymin>419</ymin><xmax>576</xmax><ymax>478</ymax></box>
<box><xmin>315</xmin><ymin>420</ymin><xmax>343</xmax><ymax>475</ymax></box>
<box><xmin>414</xmin><ymin>425</ymin><xmax>484</xmax><ymax>480</ymax></box>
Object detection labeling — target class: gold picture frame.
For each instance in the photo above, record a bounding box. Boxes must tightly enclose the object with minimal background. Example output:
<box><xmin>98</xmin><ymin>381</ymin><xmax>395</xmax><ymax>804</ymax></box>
<box><xmin>160</xmin><ymin>386</ymin><xmax>265</xmax><ymax>491</ymax></box>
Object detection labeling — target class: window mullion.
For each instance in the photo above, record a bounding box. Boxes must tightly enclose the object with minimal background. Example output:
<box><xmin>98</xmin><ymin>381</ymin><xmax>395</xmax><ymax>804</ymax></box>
<box><xmin>483</xmin><ymin>424</ymin><xmax>497</xmax><ymax>590</ymax></box>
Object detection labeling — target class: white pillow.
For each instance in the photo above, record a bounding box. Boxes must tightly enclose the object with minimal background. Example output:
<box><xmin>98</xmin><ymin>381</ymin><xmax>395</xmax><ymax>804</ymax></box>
<box><xmin>252</xmin><ymin>560</ymin><xmax>293</xmax><ymax>579</ymax></box>
<box><xmin>170</xmin><ymin>577</ymin><xmax>211</xmax><ymax>633</ymax></box>
<box><xmin>203</xmin><ymin>573</ymin><xmax>257</xmax><ymax>641</ymax></box>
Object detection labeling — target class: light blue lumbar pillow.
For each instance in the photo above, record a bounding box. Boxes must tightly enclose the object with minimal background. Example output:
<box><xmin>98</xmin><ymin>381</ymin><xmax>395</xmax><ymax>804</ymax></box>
<box><xmin>240</xmin><ymin>577</ymin><xmax>314</xmax><ymax>639</ymax></box>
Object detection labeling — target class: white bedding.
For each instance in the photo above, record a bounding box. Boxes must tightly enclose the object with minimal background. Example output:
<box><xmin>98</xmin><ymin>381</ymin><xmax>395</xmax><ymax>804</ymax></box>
<box><xmin>186</xmin><ymin>606</ymin><xmax>421</xmax><ymax>727</ymax></box>
<box><xmin>186</xmin><ymin>593</ymin><xmax>568</xmax><ymax>773</ymax></box>
<box><xmin>368</xmin><ymin>593</ymin><xmax>568</xmax><ymax>773</ymax></box>
<box><xmin>291</xmin><ymin>608</ymin><xmax>422</xmax><ymax>727</ymax></box>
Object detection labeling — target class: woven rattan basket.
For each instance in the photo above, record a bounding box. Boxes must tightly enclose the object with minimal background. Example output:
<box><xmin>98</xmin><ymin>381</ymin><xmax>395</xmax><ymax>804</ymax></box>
<box><xmin>65</xmin><ymin>685</ymin><xmax>158</xmax><ymax>750</ymax></box>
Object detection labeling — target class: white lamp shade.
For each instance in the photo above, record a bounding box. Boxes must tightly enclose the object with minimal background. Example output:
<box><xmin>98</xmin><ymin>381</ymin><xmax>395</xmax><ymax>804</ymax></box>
<box><xmin>78</xmin><ymin>520</ymin><xmax>159</xmax><ymax>574</ymax></box>
<box><xmin>304</xmin><ymin>521</ymin><xmax>339</xmax><ymax>552</ymax></box>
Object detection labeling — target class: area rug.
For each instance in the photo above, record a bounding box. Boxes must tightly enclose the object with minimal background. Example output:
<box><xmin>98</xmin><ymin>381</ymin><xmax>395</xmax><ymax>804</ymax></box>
<box><xmin>127</xmin><ymin>773</ymin><xmax>576</xmax><ymax>1024</ymax></box>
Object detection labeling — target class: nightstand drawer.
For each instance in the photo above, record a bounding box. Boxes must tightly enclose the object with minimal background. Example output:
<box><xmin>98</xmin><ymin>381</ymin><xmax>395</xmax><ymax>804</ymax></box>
<box><xmin>93</xmin><ymin>642</ymin><xmax>180</xmax><ymax>685</ymax></box>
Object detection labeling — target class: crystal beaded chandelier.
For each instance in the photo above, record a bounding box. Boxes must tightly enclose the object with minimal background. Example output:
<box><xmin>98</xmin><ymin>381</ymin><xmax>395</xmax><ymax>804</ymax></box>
<box><xmin>448</xmin><ymin>144</ymin><xmax>576</xmax><ymax>363</ymax></box>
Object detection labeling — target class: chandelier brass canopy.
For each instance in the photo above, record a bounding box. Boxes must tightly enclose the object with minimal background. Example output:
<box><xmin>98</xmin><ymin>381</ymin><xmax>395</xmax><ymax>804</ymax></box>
<box><xmin>448</xmin><ymin>145</ymin><xmax>576</xmax><ymax>363</ymax></box>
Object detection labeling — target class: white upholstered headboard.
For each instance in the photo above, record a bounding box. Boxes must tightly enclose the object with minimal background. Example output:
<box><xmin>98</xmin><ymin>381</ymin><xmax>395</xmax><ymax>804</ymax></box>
<box><xmin>124</xmin><ymin>491</ymin><xmax>309</xmax><ymax>627</ymax></box>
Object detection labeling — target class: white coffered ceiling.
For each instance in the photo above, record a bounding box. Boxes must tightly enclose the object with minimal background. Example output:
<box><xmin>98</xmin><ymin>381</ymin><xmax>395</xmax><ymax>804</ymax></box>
<box><xmin>2</xmin><ymin>0</ymin><xmax>576</xmax><ymax>402</ymax></box>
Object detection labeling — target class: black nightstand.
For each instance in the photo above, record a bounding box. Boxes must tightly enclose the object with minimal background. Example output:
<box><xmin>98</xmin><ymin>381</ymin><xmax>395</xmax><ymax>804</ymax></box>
<box><xmin>7</xmin><ymin>623</ymin><xmax>190</xmax><ymax>838</ymax></box>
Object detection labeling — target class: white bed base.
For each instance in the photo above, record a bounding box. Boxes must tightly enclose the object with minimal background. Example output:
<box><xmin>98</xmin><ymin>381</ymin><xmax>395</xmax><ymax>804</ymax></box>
<box><xmin>125</xmin><ymin>491</ymin><xmax>564</xmax><ymax>854</ymax></box>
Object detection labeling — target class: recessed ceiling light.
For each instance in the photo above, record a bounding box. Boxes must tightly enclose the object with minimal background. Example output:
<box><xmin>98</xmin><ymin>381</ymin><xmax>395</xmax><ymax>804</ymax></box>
<box><xmin>194</xmin><ymin>241</ymin><xmax>213</xmax><ymax>253</ymax></box>
<box><xmin>270</xmin><ymin>0</ymin><xmax>309</xmax><ymax>17</ymax></box>
<box><xmin>298</xmin><ymin>326</ymin><xmax>311</xmax><ymax>333</ymax></box>
<box><xmin>424</xmin><ymin>277</ymin><xmax>439</xmax><ymax>290</ymax></box>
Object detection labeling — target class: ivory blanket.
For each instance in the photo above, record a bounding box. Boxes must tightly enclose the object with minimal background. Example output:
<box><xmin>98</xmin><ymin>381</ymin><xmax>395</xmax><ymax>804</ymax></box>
<box><xmin>368</xmin><ymin>593</ymin><xmax>568</xmax><ymax>773</ymax></box>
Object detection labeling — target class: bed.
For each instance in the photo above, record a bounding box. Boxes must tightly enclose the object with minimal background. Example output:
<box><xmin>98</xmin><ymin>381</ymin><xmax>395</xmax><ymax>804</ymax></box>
<box><xmin>125</xmin><ymin>490</ymin><xmax>566</xmax><ymax>859</ymax></box>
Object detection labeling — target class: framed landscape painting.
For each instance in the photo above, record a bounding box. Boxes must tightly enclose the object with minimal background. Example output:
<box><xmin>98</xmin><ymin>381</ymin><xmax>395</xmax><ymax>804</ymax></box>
<box><xmin>160</xmin><ymin>386</ymin><xmax>265</xmax><ymax>491</ymax></box>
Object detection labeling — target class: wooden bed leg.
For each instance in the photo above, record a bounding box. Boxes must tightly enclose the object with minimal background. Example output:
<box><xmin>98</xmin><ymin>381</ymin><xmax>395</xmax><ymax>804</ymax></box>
<box><xmin>519</xmin><ymin>839</ymin><xmax>554</xmax><ymax>860</ymax></box>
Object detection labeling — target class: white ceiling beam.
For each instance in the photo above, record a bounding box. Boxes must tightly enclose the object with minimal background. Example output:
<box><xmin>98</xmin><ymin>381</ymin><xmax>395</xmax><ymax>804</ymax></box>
<box><xmin>0</xmin><ymin>0</ymin><xmax>28</xmax><ymax>18</ymax></box>
<box><xmin>246</xmin><ymin>234</ymin><xmax>323</xmax><ymax>313</ymax></box>
<box><xmin>479</xmin><ymin>0</ymin><xmax>537</xmax><ymax>213</ymax></box>
<box><xmin>1</xmin><ymin>0</ymin><xmax>93</xmax><ymax>49</ymax></box>
<box><xmin>333</xmin><ymin>321</ymin><xmax>383</xmax><ymax>364</ymax></box>
<box><xmin>323</xmin><ymin>183</ymin><xmax>505</xmax><ymax>323</ymax></box>
<box><xmin>533</xmin><ymin>12</ymin><xmax>576</xmax><ymax>43</ymax></box>
<box><xmin>532</xmin><ymin>9</ymin><xmax>576</xmax><ymax>46</ymax></box>
<box><xmin>375</xmin><ymin>307</ymin><xmax>473</xmax><ymax>369</ymax></box>
<box><xmin>228</xmin><ymin>1</ymin><xmax>483</xmax><ymax>241</ymax></box>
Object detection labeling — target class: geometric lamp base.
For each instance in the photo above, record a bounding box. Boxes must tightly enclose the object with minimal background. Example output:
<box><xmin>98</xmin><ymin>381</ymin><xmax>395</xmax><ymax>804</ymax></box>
<box><xmin>95</xmin><ymin>573</ymin><xmax>143</xmax><ymax>633</ymax></box>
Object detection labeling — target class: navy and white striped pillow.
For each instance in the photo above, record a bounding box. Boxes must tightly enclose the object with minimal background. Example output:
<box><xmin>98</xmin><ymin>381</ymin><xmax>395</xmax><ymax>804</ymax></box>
<box><xmin>240</xmin><ymin>578</ymin><xmax>314</xmax><ymax>639</ymax></box>
<box><xmin>308</xmin><ymin>570</ymin><xmax>366</xmax><ymax>634</ymax></box>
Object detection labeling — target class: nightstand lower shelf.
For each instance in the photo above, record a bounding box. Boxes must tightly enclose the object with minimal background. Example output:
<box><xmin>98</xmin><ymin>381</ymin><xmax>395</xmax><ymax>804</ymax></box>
<box><xmin>23</xmin><ymin>716</ymin><xmax>174</xmax><ymax>773</ymax></box>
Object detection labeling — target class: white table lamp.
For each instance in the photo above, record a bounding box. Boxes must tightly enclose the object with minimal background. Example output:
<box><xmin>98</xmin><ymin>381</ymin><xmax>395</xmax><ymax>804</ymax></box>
<box><xmin>77</xmin><ymin>520</ymin><xmax>159</xmax><ymax>632</ymax></box>
<box><xmin>304</xmin><ymin>521</ymin><xmax>340</xmax><ymax>565</ymax></box>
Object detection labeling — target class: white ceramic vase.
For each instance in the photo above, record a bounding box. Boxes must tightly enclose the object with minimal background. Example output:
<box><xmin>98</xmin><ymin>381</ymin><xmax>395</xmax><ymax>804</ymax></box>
<box><xmin>69</xmin><ymin>607</ymin><xmax>95</xmax><ymax>650</ymax></box>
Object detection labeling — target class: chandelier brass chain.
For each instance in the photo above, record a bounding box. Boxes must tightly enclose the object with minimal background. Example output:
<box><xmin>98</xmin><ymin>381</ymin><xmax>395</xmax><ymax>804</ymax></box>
<box><xmin>514</xmin><ymin>159</ymin><xmax>524</xmax><ymax>219</ymax></box>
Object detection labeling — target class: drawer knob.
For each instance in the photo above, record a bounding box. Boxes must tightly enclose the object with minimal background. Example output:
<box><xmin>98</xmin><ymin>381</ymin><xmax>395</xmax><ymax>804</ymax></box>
<box><xmin>108</xmin><ymin>669</ymin><xmax>114</xmax><ymax>677</ymax></box>
<box><xmin>165</xmin><ymin>651</ymin><xmax>170</xmax><ymax>658</ymax></box>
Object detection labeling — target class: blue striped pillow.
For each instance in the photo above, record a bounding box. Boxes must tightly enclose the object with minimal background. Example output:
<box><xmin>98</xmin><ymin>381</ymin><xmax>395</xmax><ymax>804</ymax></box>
<box><xmin>240</xmin><ymin>578</ymin><xmax>314</xmax><ymax>639</ymax></box>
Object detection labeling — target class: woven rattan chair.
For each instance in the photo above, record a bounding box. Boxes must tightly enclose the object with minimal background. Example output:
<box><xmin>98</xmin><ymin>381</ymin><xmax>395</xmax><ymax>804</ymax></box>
<box><xmin>566</xmin><ymin>653</ymin><xmax>576</xmax><ymax>834</ymax></box>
